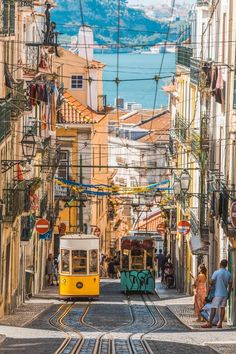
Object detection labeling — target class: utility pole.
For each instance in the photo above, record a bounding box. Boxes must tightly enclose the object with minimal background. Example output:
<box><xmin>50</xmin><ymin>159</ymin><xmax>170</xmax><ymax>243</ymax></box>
<box><xmin>79</xmin><ymin>154</ymin><xmax>83</xmax><ymax>233</ymax></box>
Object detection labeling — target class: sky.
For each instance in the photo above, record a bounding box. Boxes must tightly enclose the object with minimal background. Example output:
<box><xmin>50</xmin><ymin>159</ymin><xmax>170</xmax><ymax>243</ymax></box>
<box><xmin>128</xmin><ymin>0</ymin><xmax>194</xmax><ymax>5</ymax></box>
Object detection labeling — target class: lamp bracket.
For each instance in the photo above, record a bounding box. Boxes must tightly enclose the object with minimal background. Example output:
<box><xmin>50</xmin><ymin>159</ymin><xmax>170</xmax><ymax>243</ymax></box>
<box><xmin>1</xmin><ymin>160</ymin><xmax>25</xmax><ymax>173</ymax></box>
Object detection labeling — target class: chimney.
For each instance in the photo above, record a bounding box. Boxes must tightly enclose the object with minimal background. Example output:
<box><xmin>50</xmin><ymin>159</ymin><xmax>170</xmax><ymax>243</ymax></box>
<box><xmin>78</xmin><ymin>25</ymin><xmax>94</xmax><ymax>61</ymax></box>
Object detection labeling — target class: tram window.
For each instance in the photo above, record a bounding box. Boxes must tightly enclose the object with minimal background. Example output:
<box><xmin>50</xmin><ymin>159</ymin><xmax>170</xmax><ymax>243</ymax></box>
<box><xmin>131</xmin><ymin>249</ymin><xmax>144</xmax><ymax>270</ymax></box>
<box><xmin>89</xmin><ymin>249</ymin><xmax>98</xmax><ymax>273</ymax></box>
<box><xmin>122</xmin><ymin>253</ymin><xmax>129</xmax><ymax>270</ymax></box>
<box><xmin>61</xmin><ymin>249</ymin><xmax>70</xmax><ymax>273</ymax></box>
<box><xmin>72</xmin><ymin>250</ymin><xmax>87</xmax><ymax>274</ymax></box>
<box><xmin>146</xmin><ymin>251</ymin><xmax>153</xmax><ymax>269</ymax></box>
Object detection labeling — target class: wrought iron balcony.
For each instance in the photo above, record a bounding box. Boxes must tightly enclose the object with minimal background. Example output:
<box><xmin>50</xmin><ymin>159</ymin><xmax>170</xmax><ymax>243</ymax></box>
<box><xmin>190</xmin><ymin>58</ymin><xmax>212</xmax><ymax>87</ymax></box>
<box><xmin>176</xmin><ymin>45</ymin><xmax>193</xmax><ymax>68</ymax></box>
<box><xmin>176</xmin><ymin>116</ymin><xmax>188</xmax><ymax>142</ymax></box>
<box><xmin>167</xmin><ymin>136</ymin><xmax>177</xmax><ymax>158</ymax></box>
<box><xmin>19</xmin><ymin>1</ymin><xmax>33</xmax><ymax>7</ymax></box>
<box><xmin>21</xmin><ymin>215</ymin><xmax>36</xmax><ymax>242</ymax></box>
<box><xmin>190</xmin><ymin>209</ymin><xmax>199</xmax><ymax>235</ymax></box>
<box><xmin>0</xmin><ymin>101</ymin><xmax>11</xmax><ymax>142</ymax></box>
<box><xmin>40</xmin><ymin>194</ymin><xmax>48</xmax><ymax>217</ymax></box>
<box><xmin>197</xmin><ymin>0</ymin><xmax>211</xmax><ymax>6</ymax></box>
<box><xmin>3</xmin><ymin>183</ymin><xmax>31</xmax><ymax>222</ymax></box>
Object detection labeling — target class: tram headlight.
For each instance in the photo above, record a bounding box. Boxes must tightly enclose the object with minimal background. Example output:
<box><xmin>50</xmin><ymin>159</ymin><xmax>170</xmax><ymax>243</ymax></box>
<box><xmin>76</xmin><ymin>281</ymin><xmax>83</xmax><ymax>289</ymax></box>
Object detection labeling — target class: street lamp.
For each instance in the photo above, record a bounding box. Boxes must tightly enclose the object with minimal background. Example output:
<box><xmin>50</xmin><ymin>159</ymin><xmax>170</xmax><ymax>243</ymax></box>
<box><xmin>21</xmin><ymin>131</ymin><xmax>37</xmax><ymax>162</ymax></box>
<box><xmin>180</xmin><ymin>170</ymin><xmax>191</xmax><ymax>193</ymax></box>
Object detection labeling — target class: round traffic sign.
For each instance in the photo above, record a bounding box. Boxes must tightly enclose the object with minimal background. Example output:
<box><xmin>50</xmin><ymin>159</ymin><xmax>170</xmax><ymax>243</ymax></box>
<box><xmin>177</xmin><ymin>220</ymin><xmax>190</xmax><ymax>235</ymax></box>
<box><xmin>36</xmin><ymin>218</ymin><xmax>50</xmax><ymax>235</ymax></box>
<box><xmin>230</xmin><ymin>201</ymin><xmax>236</xmax><ymax>228</ymax></box>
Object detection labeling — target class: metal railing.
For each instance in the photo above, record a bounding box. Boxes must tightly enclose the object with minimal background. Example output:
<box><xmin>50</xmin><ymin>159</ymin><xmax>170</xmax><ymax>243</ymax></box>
<box><xmin>3</xmin><ymin>183</ymin><xmax>31</xmax><ymax>222</ymax></box>
<box><xmin>0</xmin><ymin>101</ymin><xmax>11</xmax><ymax>142</ymax></box>
<box><xmin>197</xmin><ymin>0</ymin><xmax>211</xmax><ymax>6</ymax></box>
<box><xmin>40</xmin><ymin>194</ymin><xmax>48</xmax><ymax>217</ymax></box>
<box><xmin>19</xmin><ymin>1</ymin><xmax>33</xmax><ymax>7</ymax></box>
<box><xmin>176</xmin><ymin>46</ymin><xmax>193</xmax><ymax>68</ymax></box>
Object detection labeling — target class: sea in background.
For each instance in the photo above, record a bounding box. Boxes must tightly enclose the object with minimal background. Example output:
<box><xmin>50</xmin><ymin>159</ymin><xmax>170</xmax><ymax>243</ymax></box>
<box><xmin>95</xmin><ymin>53</ymin><xmax>176</xmax><ymax>109</ymax></box>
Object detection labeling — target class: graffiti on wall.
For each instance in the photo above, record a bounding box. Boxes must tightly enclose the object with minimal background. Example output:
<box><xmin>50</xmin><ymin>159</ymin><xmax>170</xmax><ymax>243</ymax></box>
<box><xmin>120</xmin><ymin>270</ymin><xmax>155</xmax><ymax>293</ymax></box>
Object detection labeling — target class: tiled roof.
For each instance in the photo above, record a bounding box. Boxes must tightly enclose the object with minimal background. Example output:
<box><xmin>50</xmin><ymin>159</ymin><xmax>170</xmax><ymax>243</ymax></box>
<box><xmin>57</xmin><ymin>91</ymin><xmax>97</xmax><ymax>124</ymax></box>
<box><xmin>138</xmin><ymin>114</ymin><xmax>171</xmax><ymax>143</ymax></box>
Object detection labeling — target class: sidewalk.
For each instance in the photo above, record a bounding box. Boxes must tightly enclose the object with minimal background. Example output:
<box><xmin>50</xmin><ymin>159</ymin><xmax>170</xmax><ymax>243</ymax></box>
<box><xmin>0</xmin><ymin>286</ymin><xmax>60</xmax><ymax>329</ymax></box>
<box><xmin>155</xmin><ymin>280</ymin><xmax>234</xmax><ymax>330</ymax></box>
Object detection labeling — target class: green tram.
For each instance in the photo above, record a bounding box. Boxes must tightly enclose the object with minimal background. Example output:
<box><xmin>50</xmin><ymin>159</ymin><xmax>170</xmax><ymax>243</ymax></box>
<box><xmin>120</xmin><ymin>233</ymin><xmax>157</xmax><ymax>293</ymax></box>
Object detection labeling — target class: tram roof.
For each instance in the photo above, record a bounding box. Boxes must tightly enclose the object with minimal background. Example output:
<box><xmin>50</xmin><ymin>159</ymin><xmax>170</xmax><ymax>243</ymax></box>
<box><xmin>121</xmin><ymin>235</ymin><xmax>156</xmax><ymax>241</ymax></box>
<box><xmin>60</xmin><ymin>234</ymin><xmax>99</xmax><ymax>240</ymax></box>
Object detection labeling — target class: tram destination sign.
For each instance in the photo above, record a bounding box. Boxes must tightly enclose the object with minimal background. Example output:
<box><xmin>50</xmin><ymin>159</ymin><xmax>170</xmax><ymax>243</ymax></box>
<box><xmin>177</xmin><ymin>220</ymin><xmax>190</xmax><ymax>235</ymax></box>
<box><xmin>36</xmin><ymin>218</ymin><xmax>50</xmax><ymax>235</ymax></box>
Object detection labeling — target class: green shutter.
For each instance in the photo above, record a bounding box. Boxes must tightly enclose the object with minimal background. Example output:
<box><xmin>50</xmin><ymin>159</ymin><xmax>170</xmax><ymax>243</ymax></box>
<box><xmin>3</xmin><ymin>0</ymin><xmax>9</xmax><ymax>34</ymax></box>
<box><xmin>9</xmin><ymin>0</ymin><xmax>15</xmax><ymax>34</ymax></box>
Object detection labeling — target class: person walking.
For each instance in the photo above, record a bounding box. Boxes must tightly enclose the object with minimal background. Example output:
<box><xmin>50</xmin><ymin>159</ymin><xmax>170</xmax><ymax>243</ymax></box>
<box><xmin>192</xmin><ymin>264</ymin><xmax>207</xmax><ymax>321</ymax></box>
<box><xmin>202</xmin><ymin>259</ymin><xmax>232</xmax><ymax>328</ymax></box>
<box><xmin>157</xmin><ymin>249</ymin><xmax>165</xmax><ymax>278</ymax></box>
<box><xmin>46</xmin><ymin>254</ymin><xmax>54</xmax><ymax>286</ymax></box>
<box><xmin>108</xmin><ymin>258</ymin><xmax>115</xmax><ymax>279</ymax></box>
<box><xmin>53</xmin><ymin>256</ymin><xmax>59</xmax><ymax>286</ymax></box>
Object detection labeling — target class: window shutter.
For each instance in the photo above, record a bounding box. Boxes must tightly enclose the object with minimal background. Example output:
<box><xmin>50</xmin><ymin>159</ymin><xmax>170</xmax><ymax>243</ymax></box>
<box><xmin>9</xmin><ymin>0</ymin><xmax>15</xmax><ymax>34</ymax></box>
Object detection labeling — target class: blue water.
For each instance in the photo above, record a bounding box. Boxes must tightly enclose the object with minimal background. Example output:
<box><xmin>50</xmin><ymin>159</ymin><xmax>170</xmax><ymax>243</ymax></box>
<box><xmin>95</xmin><ymin>53</ymin><xmax>176</xmax><ymax>109</ymax></box>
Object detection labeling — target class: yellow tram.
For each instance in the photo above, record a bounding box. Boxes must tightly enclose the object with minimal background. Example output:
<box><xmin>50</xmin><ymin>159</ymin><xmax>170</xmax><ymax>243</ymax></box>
<box><xmin>59</xmin><ymin>234</ymin><xmax>100</xmax><ymax>298</ymax></box>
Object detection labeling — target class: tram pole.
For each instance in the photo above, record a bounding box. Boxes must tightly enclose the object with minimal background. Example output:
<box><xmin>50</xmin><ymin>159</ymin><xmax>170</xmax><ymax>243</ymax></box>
<box><xmin>79</xmin><ymin>154</ymin><xmax>83</xmax><ymax>233</ymax></box>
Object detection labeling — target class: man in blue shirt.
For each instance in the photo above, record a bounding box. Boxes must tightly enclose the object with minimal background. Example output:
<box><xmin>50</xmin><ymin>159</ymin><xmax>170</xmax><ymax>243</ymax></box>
<box><xmin>202</xmin><ymin>259</ymin><xmax>232</xmax><ymax>328</ymax></box>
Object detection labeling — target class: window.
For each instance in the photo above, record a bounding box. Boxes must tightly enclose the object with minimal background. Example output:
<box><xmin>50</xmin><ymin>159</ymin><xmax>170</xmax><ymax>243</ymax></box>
<box><xmin>71</xmin><ymin>75</ymin><xmax>83</xmax><ymax>89</ymax></box>
<box><xmin>72</xmin><ymin>250</ymin><xmax>87</xmax><ymax>274</ymax></box>
<box><xmin>61</xmin><ymin>249</ymin><xmax>70</xmax><ymax>273</ymax></box>
<box><xmin>57</xmin><ymin>151</ymin><xmax>69</xmax><ymax>179</ymax></box>
<box><xmin>89</xmin><ymin>249</ymin><xmax>98</xmax><ymax>274</ymax></box>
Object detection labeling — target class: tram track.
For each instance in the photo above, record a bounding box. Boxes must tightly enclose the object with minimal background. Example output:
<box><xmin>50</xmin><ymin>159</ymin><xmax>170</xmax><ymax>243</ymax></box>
<box><xmin>50</xmin><ymin>284</ymin><xmax>184</xmax><ymax>354</ymax></box>
<box><xmin>49</xmin><ymin>302</ymin><xmax>88</xmax><ymax>354</ymax></box>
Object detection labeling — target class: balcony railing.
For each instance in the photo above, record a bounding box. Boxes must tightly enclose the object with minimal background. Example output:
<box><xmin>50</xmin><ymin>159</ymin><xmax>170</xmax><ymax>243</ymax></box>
<box><xmin>197</xmin><ymin>0</ymin><xmax>211</xmax><ymax>6</ymax></box>
<box><xmin>0</xmin><ymin>101</ymin><xmax>11</xmax><ymax>142</ymax></box>
<box><xmin>190</xmin><ymin>58</ymin><xmax>212</xmax><ymax>87</ymax></box>
<box><xmin>40</xmin><ymin>194</ymin><xmax>48</xmax><ymax>217</ymax></box>
<box><xmin>3</xmin><ymin>183</ymin><xmax>31</xmax><ymax>222</ymax></box>
<box><xmin>21</xmin><ymin>215</ymin><xmax>36</xmax><ymax>242</ymax></box>
<box><xmin>19</xmin><ymin>1</ymin><xmax>33</xmax><ymax>7</ymax></box>
<box><xmin>176</xmin><ymin>46</ymin><xmax>193</xmax><ymax>68</ymax></box>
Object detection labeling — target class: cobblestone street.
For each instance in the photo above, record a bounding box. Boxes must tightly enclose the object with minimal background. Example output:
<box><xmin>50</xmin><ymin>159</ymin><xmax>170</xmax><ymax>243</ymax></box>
<box><xmin>0</xmin><ymin>280</ymin><xmax>235</xmax><ymax>354</ymax></box>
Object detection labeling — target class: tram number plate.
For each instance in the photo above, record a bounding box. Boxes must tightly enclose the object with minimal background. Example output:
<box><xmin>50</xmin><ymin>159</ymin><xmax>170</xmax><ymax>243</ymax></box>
<box><xmin>76</xmin><ymin>281</ymin><xmax>83</xmax><ymax>289</ymax></box>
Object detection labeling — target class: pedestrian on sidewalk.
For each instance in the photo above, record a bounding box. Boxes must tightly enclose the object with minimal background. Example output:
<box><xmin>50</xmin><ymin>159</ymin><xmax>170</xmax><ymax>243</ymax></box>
<box><xmin>192</xmin><ymin>264</ymin><xmax>207</xmax><ymax>322</ymax></box>
<box><xmin>53</xmin><ymin>256</ymin><xmax>59</xmax><ymax>286</ymax></box>
<box><xmin>157</xmin><ymin>249</ymin><xmax>165</xmax><ymax>278</ymax></box>
<box><xmin>46</xmin><ymin>254</ymin><xmax>54</xmax><ymax>286</ymax></box>
<box><xmin>202</xmin><ymin>259</ymin><xmax>232</xmax><ymax>329</ymax></box>
<box><xmin>108</xmin><ymin>258</ymin><xmax>115</xmax><ymax>279</ymax></box>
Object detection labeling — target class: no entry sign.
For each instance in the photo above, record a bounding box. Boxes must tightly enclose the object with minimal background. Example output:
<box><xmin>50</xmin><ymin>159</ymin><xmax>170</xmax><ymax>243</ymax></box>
<box><xmin>177</xmin><ymin>220</ymin><xmax>190</xmax><ymax>235</ymax></box>
<box><xmin>36</xmin><ymin>218</ymin><xmax>50</xmax><ymax>235</ymax></box>
<box><xmin>230</xmin><ymin>201</ymin><xmax>236</xmax><ymax>228</ymax></box>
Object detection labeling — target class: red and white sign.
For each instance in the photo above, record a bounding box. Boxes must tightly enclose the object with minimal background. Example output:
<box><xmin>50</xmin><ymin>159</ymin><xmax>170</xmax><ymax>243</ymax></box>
<box><xmin>230</xmin><ymin>201</ymin><xmax>236</xmax><ymax>229</ymax></box>
<box><xmin>36</xmin><ymin>218</ymin><xmax>50</xmax><ymax>235</ymax></box>
<box><xmin>177</xmin><ymin>220</ymin><xmax>190</xmax><ymax>235</ymax></box>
